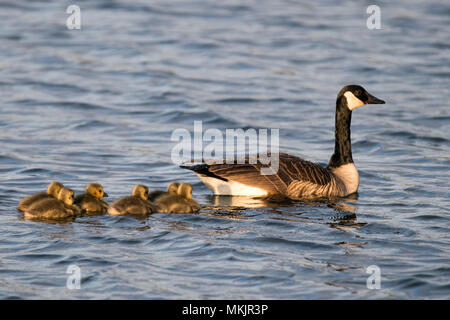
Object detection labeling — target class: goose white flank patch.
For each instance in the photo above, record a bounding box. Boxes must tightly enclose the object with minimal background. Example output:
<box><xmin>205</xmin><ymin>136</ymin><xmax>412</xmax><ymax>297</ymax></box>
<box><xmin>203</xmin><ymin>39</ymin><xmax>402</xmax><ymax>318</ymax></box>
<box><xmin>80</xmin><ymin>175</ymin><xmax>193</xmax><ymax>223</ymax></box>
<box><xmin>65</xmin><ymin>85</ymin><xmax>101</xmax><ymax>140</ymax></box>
<box><xmin>181</xmin><ymin>85</ymin><xmax>385</xmax><ymax>199</ymax></box>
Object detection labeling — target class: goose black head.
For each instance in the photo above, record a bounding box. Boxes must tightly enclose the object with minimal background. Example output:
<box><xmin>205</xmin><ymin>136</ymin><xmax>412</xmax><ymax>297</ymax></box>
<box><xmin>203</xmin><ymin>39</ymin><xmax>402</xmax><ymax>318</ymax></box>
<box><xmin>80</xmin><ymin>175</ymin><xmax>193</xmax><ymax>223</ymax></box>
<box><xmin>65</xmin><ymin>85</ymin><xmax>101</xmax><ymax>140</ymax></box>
<box><xmin>338</xmin><ymin>85</ymin><xmax>385</xmax><ymax>111</ymax></box>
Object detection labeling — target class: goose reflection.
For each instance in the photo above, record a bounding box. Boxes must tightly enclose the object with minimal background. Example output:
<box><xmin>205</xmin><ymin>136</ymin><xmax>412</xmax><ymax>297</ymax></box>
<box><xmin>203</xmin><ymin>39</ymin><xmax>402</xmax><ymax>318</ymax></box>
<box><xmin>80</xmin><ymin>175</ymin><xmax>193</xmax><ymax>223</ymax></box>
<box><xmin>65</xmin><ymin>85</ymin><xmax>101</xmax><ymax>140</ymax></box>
<box><xmin>204</xmin><ymin>193</ymin><xmax>358</xmax><ymax>214</ymax></box>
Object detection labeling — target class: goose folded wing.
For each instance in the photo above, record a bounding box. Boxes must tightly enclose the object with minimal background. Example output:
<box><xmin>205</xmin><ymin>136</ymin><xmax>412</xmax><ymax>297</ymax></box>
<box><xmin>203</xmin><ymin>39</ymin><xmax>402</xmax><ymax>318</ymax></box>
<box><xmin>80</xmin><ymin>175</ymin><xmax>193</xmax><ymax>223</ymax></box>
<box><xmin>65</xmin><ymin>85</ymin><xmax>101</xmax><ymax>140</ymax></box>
<box><xmin>204</xmin><ymin>153</ymin><xmax>333</xmax><ymax>195</ymax></box>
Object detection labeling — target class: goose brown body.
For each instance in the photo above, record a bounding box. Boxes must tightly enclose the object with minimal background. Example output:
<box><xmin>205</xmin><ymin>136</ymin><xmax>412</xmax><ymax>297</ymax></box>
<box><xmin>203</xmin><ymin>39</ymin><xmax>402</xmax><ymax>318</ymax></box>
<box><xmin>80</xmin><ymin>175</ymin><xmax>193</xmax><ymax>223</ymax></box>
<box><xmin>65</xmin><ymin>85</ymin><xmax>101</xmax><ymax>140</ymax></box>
<box><xmin>187</xmin><ymin>153</ymin><xmax>349</xmax><ymax>198</ymax></box>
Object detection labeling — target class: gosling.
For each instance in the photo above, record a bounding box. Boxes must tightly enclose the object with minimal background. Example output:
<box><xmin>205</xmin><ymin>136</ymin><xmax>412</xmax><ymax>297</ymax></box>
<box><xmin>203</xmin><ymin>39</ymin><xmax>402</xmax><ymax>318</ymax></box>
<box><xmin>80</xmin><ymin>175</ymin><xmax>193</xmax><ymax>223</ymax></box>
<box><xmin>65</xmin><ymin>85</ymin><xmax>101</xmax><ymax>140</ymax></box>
<box><xmin>17</xmin><ymin>181</ymin><xmax>64</xmax><ymax>212</ymax></box>
<box><xmin>74</xmin><ymin>183</ymin><xmax>109</xmax><ymax>213</ymax></box>
<box><xmin>148</xmin><ymin>182</ymin><xmax>180</xmax><ymax>202</ymax></box>
<box><xmin>24</xmin><ymin>188</ymin><xmax>80</xmax><ymax>220</ymax></box>
<box><xmin>108</xmin><ymin>185</ymin><xmax>156</xmax><ymax>216</ymax></box>
<box><xmin>155</xmin><ymin>183</ymin><xmax>200</xmax><ymax>213</ymax></box>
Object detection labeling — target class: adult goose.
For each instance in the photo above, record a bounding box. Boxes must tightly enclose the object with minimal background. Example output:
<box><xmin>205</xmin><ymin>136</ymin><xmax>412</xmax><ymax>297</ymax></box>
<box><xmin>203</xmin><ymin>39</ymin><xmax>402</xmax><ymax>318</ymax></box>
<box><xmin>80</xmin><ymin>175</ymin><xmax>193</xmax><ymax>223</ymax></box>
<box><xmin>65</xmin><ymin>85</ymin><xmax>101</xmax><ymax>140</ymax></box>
<box><xmin>181</xmin><ymin>85</ymin><xmax>385</xmax><ymax>199</ymax></box>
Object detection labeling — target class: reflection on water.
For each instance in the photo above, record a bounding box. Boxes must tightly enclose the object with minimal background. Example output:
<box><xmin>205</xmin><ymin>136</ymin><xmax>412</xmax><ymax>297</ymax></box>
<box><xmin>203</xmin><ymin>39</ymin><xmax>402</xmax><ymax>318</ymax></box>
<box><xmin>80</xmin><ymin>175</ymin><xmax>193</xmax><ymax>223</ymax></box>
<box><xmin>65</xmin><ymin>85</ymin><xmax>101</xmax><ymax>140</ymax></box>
<box><xmin>21</xmin><ymin>215</ymin><xmax>77</xmax><ymax>224</ymax></box>
<box><xmin>0</xmin><ymin>0</ymin><xmax>449</xmax><ymax>299</ymax></box>
<box><xmin>206</xmin><ymin>195</ymin><xmax>271</xmax><ymax>208</ymax></box>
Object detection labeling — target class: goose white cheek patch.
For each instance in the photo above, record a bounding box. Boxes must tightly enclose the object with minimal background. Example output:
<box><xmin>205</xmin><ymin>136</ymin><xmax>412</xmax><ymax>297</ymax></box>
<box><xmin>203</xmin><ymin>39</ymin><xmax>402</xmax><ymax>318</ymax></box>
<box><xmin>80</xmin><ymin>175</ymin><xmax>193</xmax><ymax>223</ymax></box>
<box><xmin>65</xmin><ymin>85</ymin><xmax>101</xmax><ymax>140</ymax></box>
<box><xmin>344</xmin><ymin>91</ymin><xmax>365</xmax><ymax>110</ymax></box>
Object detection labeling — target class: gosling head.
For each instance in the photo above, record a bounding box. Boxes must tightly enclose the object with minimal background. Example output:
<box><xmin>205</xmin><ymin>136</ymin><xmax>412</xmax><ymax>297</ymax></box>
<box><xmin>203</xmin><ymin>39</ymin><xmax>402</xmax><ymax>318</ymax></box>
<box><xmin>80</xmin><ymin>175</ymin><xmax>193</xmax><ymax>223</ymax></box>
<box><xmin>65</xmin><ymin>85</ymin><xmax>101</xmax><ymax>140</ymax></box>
<box><xmin>47</xmin><ymin>182</ymin><xmax>64</xmax><ymax>198</ymax></box>
<box><xmin>338</xmin><ymin>85</ymin><xmax>385</xmax><ymax>111</ymax></box>
<box><xmin>86</xmin><ymin>183</ymin><xmax>108</xmax><ymax>198</ymax></box>
<box><xmin>177</xmin><ymin>183</ymin><xmax>193</xmax><ymax>200</ymax></box>
<box><xmin>132</xmin><ymin>185</ymin><xmax>149</xmax><ymax>201</ymax></box>
<box><xmin>167</xmin><ymin>182</ymin><xmax>180</xmax><ymax>195</ymax></box>
<box><xmin>58</xmin><ymin>188</ymin><xmax>75</xmax><ymax>206</ymax></box>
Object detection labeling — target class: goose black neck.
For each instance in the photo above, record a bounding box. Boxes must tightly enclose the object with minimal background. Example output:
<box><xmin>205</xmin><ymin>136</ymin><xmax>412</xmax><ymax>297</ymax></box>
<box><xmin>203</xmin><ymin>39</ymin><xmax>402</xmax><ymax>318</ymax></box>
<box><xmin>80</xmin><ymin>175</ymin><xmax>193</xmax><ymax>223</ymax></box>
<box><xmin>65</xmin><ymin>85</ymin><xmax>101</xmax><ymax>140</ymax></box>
<box><xmin>328</xmin><ymin>96</ymin><xmax>353</xmax><ymax>168</ymax></box>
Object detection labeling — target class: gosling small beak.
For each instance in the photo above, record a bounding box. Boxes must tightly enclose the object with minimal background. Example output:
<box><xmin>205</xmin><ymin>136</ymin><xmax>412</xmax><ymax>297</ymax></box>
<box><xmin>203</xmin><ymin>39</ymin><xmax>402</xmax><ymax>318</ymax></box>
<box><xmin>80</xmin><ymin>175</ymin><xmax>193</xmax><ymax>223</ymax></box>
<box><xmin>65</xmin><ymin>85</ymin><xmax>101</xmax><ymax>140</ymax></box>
<box><xmin>367</xmin><ymin>93</ymin><xmax>385</xmax><ymax>104</ymax></box>
<box><xmin>103</xmin><ymin>192</ymin><xmax>109</xmax><ymax>197</ymax></box>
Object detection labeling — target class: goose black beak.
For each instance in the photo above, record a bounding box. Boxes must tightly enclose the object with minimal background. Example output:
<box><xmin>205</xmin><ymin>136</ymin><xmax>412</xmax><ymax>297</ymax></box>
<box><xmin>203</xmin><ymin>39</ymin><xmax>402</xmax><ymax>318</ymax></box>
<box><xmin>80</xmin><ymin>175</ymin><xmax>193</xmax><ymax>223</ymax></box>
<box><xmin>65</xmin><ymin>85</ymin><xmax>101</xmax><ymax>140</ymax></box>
<box><xmin>367</xmin><ymin>93</ymin><xmax>385</xmax><ymax>104</ymax></box>
<box><xmin>103</xmin><ymin>192</ymin><xmax>109</xmax><ymax>197</ymax></box>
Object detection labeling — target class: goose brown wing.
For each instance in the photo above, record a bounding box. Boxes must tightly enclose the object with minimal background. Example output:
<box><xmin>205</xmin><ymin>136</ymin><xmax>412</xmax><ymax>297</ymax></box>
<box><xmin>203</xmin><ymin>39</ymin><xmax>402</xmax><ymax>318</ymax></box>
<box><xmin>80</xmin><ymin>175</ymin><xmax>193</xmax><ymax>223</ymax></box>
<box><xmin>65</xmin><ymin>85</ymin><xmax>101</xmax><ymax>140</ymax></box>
<box><xmin>194</xmin><ymin>153</ymin><xmax>333</xmax><ymax>195</ymax></box>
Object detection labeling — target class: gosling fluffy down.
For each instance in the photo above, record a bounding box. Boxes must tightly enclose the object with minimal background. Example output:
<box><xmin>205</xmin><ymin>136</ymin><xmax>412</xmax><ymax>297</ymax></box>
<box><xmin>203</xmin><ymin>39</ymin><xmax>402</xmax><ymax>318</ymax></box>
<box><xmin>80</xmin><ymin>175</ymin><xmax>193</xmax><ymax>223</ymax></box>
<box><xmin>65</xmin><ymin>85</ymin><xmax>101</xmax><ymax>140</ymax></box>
<box><xmin>17</xmin><ymin>181</ymin><xmax>64</xmax><ymax>212</ymax></box>
<box><xmin>148</xmin><ymin>182</ymin><xmax>180</xmax><ymax>202</ymax></box>
<box><xmin>155</xmin><ymin>183</ymin><xmax>200</xmax><ymax>213</ymax></box>
<box><xmin>108</xmin><ymin>185</ymin><xmax>156</xmax><ymax>216</ymax></box>
<box><xmin>24</xmin><ymin>188</ymin><xmax>81</xmax><ymax>220</ymax></box>
<box><xmin>74</xmin><ymin>183</ymin><xmax>109</xmax><ymax>213</ymax></box>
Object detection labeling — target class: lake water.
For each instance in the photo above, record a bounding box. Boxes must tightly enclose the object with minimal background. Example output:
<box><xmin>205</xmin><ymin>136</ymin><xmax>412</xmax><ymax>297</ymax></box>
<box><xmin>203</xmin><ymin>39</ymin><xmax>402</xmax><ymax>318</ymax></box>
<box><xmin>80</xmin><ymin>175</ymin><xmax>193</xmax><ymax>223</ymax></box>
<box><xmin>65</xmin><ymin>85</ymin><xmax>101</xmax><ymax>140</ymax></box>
<box><xmin>0</xmin><ymin>0</ymin><xmax>449</xmax><ymax>299</ymax></box>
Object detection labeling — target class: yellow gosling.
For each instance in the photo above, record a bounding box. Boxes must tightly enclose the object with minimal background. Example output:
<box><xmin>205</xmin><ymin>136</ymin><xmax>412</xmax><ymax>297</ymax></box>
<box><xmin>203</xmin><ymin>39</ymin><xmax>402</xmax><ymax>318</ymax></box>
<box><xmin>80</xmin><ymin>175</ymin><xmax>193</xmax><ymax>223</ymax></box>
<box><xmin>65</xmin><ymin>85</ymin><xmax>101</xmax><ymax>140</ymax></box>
<box><xmin>148</xmin><ymin>181</ymin><xmax>180</xmax><ymax>201</ymax></box>
<box><xmin>17</xmin><ymin>181</ymin><xmax>64</xmax><ymax>212</ymax></box>
<box><xmin>24</xmin><ymin>188</ymin><xmax>80</xmax><ymax>220</ymax></box>
<box><xmin>74</xmin><ymin>183</ymin><xmax>109</xmax><ymax>213</ymax></box>
<box><xmin>155</xmin><ymin>183</ymin><xmax>200</xmax><ymax>213</ymax></box>
<box><xmin>108</xmin><ymin>185</ymin><xmax>156</xmax><ymax>216</ymax></box>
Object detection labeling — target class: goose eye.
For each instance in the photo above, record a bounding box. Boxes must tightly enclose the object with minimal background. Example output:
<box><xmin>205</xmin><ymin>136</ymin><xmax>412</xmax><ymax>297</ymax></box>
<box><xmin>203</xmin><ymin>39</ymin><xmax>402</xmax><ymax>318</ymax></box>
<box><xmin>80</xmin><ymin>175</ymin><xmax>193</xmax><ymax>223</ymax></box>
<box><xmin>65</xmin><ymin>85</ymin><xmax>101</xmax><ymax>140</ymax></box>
<box><xmin>354</xmin><ymin>90</ymin><xmax>361</xmax><ymax>96</ymax></box>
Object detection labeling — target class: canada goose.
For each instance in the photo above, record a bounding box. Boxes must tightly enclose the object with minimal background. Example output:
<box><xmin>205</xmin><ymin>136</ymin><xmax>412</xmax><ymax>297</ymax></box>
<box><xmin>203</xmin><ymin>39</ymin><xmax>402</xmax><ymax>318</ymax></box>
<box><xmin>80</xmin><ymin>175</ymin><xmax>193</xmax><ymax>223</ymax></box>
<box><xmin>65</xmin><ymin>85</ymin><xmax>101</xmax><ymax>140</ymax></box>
<box><xmin>17</xmin><ymin>181</ymin><xmax>64</xmax><ymax>212</ymax></box>
<box><xmin>24</xmin><ymin>188</ymin><xmax>80</xmax><ymax>219</ymax></box>
<box><xmin>108</xmin><ymin>185</ymin><xmax>156</xmax><ymax>216</ymax></box>
<box><xmin>148</xmin><ymin>182</ymin><xmax>180</xmax><ymax>202</ymax></box>
<box><xmin>155</xmin><ymin>183</ymin><xmax>200</xmax><ymax>213</ymax></box>
<box><xmin>181</xmin><ymin>85</ymin><xmax>385</xmax><ymax>199</ymax></box>
<box><xmin>74</xmin><ymin>183</ymin><xmax>109</xmax><ymax>213</ymax></box>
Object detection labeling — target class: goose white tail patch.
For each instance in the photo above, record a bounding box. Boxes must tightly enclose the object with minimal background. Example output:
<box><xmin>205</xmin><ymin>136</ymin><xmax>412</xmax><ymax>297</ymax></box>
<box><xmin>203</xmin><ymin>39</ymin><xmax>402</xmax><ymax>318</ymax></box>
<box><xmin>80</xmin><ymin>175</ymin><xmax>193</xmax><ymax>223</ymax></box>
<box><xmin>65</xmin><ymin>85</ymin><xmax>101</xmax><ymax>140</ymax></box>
<box><xmin>344</xmin><ymin>91</ymin><xmax>365</xmax><ymax>111</ymax></box>
<box><xmin>196</xmin><ymin>174</ymin><xmax>268</xmax><ymax>196</ymax></box>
